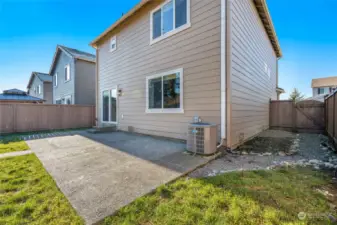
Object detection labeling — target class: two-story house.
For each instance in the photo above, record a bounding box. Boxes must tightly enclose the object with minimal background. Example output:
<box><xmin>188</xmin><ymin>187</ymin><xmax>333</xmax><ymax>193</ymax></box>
<box><xmin>312</xmin><ymin>76</ymin><xmax>337</xmax><ymax>100</ymax></box>
<box><xmin>49</xmin><ymin>45</ymin><xmax>96</xmax><ymax>105</ymax></box>
<box><xmin>27</xmin><ymin>72</ymin><xmax>53</xmax><ymax>104</ymax></box>
<box><xmin>90</xmin><ymin>0</ymin><xmax>282</xmax><ymax>149</ymax></box>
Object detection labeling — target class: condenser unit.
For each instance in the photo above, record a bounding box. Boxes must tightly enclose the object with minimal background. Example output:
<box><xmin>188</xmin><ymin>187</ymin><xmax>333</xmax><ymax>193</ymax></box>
<box><xmin>187</xmin><ymin>123</ymin><xmax>217</xmax><ymax>155</ymax></box>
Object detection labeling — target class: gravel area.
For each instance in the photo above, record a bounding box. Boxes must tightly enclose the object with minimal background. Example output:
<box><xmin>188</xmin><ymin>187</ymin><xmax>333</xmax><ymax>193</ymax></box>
<box><xmin>190</xmin><ymin>130</ymin><xmax>336</xmax><ymax>178</ymax></box>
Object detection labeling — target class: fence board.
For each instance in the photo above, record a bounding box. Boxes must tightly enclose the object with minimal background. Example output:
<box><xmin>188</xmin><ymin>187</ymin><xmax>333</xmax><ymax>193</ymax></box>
<box><xmin>0</xmin><ymin>103</ymin><xmax>95</xmax><ymax>134</ymax></box>
<box><xmin>326</xmin><ymin>91</ymin><xmax>337</xmax><ymax>147</ymax></box>
<box><xmin>270</xmin><ymin>100</ymin><xmax>325</xmax><ymax>133</ymax></box>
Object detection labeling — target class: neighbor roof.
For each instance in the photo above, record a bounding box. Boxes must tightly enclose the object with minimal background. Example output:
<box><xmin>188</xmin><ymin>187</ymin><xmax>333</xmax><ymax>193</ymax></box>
<box><xmin>0</xmin><ymin>89</ymin><xmax>45</xmax><ymax>102</ymax></box>
<box><xmin>90</xmin><ymin>0</ymin><xmax>282</xmax><ymax>57</ymax></box>
<box><xmin>49</xmin><ymin>45</ymin><xmax>96</xmax><ymax>75</ymax></box>
<box><xmin>27</xmin><ymin>72</ymin><xmax>52</xmax><ymax>89</ymax></box>
<box><xmin>311</xmin><ymin>76</ymin><xmax>337</xmax><ymax>88</ymax></box>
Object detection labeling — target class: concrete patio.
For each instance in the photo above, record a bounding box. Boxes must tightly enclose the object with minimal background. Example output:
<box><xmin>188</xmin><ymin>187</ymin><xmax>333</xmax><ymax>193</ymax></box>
<box><xmin>26</xmin><ymin>131</ymin><xmax>210</xmax><ymax>224</ymax></box>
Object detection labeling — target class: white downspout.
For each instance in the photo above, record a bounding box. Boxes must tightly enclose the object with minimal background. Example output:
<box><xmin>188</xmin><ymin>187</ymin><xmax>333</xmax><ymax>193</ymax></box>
<box><xmin>218</xmin><ymin>0</ymin><xmax>227</xmax><ymax>148</ymax></box>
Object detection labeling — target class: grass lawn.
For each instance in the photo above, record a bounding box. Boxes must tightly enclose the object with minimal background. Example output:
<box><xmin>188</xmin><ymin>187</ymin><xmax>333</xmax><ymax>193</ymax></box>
<box><xmin>0</xmin><ymin>137</ymin><xmax>29</xmax><ymax>154</ymax></box>
<box><xmin>0</xmin><ymin>154</ymin><xmax>83</xmax><ymax>225</ymax></box>
<box><xmin>104</xmin><ymin>167</ymin><xmax>337</xmax><ymax>225</ymax></box>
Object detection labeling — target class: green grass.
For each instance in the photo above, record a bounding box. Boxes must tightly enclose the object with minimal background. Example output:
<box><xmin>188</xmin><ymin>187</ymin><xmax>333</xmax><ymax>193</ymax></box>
<box><xmin>103</xmin><ymin>167</ymin><xmax>336</xmax><ymax>225</ymax></box>
<box><xmin>0</xmin><ymin>154</ymin><xmax>83</xmax><ymax>225</ymax></box>
<box><xmin>0</xmin><ymin>137</ymin><xmax>29</xmax><ymax>154</ymax></box>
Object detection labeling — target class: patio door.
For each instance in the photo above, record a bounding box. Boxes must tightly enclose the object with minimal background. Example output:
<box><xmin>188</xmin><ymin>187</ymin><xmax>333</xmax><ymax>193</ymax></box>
<box><xmin>102</xmin><ymin>88</ymin><xmax>118</xmax><ymax>124</ymax></box>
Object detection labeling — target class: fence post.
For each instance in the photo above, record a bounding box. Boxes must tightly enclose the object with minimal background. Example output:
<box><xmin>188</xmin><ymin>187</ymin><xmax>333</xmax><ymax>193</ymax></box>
<box><xmin>332</xmin><ymin>94</ymin><xmax>336</xmax><ymax>139</ymax></box>
<box><xmin>292</xmin><ymin>101</ymin><xmax>297</xmax><ymax>132</ymax></box>
<box><xmin>12</xmin><ymin>104</ymin><xmax>17</xmax><ymax>133</ymax></box>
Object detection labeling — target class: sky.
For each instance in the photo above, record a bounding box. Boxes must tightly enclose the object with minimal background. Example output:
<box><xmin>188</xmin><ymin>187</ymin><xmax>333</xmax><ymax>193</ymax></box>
<box><xmin>0</xmin><ymin>0</ymin><xmax>337</xmax><ymax>99</ymax></box>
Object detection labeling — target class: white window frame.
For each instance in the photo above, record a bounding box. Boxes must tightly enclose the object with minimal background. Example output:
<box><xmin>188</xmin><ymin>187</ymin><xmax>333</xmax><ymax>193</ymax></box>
<box><xmin>54</xmin><ymin>73</ymin><xmax>58</xmax><ymax>87</ymax></box>
<box><xmin>38</xmin><ymin>85</ymin><xmax>41</xmax><ymax>94</ymax></box>
<box><xmin>146</xmin><ymin>68</ymin><xmax>184</xmax><ymax>114</ymax></box>
<box><xmin>101</xmin><ymin>88</ymin><xmax>118</xmax><ymax>124</ymax></box>
<box><xmin>65</xmin><ymin>64</ymin><xmax>71</xmax><ymax>82</ymax></box>
<box><xmin>64</xmin><ymin>95</ymin><xmax>72</xmax><ymax>105</ymax></box>
<box><xmin>150</xmin><ymin>0</ymin><xmax>191</xmax><ymax>45</ymax></box>
<box><xmin>109</xmin><ymin>36</ymin><xmax>117</xmax><ymax>52</ymax></box>
<box><xmin>55</xmin><ymin>98</ymin><xmax>62</xmax><ymax>104</ymax></box>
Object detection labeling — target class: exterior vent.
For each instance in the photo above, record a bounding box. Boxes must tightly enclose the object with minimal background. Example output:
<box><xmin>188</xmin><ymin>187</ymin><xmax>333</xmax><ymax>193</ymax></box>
<box><xmin>187</xmin><ymin>123</ymin><xmax>217</xmax><ymax>155</ymax></box>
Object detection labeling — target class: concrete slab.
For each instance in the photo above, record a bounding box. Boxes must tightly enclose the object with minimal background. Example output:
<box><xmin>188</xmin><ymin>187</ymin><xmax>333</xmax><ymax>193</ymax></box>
<box><xmin>26</xmin><ymin>131</ymin><xmax>209</xmax><ymax>224</ymax></box>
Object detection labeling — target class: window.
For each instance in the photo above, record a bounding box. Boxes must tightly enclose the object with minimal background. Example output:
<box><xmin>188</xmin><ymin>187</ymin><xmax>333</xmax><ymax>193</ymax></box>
<box><xmin>110</xmin><ymin>36</ymin><xmax>117</xmax><ymax>52</ymax></box>
<box><xmin>36</xmin><ymin>85</ymin><xmax>41</xmax><ymax>94</ymax></box>
<box><xmin>150</xmin><ymin>0</ymin><xmax>190</xmax><ymax>44</ymax></box>
<box><xmin>64</xmin><ymin>95</ymin><xmax>71</xmax><ymax>105</ymax></box>
<box><xmin>318</xmin><ymin>88</ymin><xmax>325</xmax><ymax>95</ymax></box>
<box><xmin>65</xmin><ymin>64</ymin><xmax>70</xmax><ymax>81</ymax></box>
<box><xmin>54</xmin><ymin>73</ymin><xmax>58</xmax><ymax>87</ymax></box>
<box><xmin>56</xmin><ymin>99</ymin><xmax>62</xmax><ymax>104</ymax></box>
<box><xmin>146</xmin><ymin>68</ymin><xmax>183</xmax><ymax>113</ymax></box>
<box><xmin>102</xmin><ymin>89</ymin><xmax>117</xmax><ymax>123</ymax></box>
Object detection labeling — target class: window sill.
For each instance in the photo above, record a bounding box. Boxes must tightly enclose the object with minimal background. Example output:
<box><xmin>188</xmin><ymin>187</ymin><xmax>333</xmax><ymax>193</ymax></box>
<box><xmin>101</xmin><ymin>121</ymin><xmax>118</xmax><ymax>124</ymax></box>
<box><xmin>150</xmin><ymin>23</ymin><xmax>191</xmax><ymax>46</ymax></box>
<box><xmin>146</xmin><ymin>109</ymin><xmax>184</xmax><ymax>114</ymax></box>
<box><xmin>109</xmin><ymin>48</ymin><xmax>117</xmax><ymax>53</ymax></box>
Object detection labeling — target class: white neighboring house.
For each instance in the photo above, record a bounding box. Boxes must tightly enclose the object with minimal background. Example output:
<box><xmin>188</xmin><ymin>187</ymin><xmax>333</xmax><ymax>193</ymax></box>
<box><xmin>310</xmin><ymin>76</ymin><xmax>337</xmax><ymax>102</ymax></box>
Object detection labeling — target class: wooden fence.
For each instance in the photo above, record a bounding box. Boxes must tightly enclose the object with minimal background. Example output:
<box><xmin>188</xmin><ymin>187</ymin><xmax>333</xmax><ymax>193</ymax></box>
<box><xmin>270</xmin><ymin>100</ymin><xmax>325</xmax><ymax>133</ymax></box>
<box><xmin>325</xmin><ymin>91</ymin><xmax>337</xmax><ymax>147</ymax></box>
<box><xmin>0</xmin><ymin>103</ymin><xmax>95</xmax><ymax>134</ymax></box>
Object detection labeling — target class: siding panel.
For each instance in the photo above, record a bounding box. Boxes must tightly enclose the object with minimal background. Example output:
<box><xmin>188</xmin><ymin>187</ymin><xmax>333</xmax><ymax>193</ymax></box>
<box><xmin>229</xmin><ymin>0</ymin><xmax>277</xmax><ymax>148</ymax></box>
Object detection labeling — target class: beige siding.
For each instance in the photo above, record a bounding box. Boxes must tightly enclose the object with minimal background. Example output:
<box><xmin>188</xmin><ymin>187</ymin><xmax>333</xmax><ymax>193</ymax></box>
<box><xmin>97</xmin><ymin>0</ymin><xmax>221</xmax><ymax>140</ymax></box>
<box><xmin>229</xmin><ymin>0</ymin><xmax>277</xmax><ymax>148</ymax></box>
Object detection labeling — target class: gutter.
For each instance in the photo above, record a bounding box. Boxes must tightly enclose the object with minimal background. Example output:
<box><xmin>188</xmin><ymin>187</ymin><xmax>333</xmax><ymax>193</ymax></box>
<box><xmin>220</xmin><ymin>0</ymin><xmax>227</xmax><ymax>144</ymax></box>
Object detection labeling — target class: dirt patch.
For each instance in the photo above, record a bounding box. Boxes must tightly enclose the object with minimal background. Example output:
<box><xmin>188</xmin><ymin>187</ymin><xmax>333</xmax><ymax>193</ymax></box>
<box><xmin>237</xmin><ymin>136</ymin><xmax>296</xmax><ymax>154</ymax></box>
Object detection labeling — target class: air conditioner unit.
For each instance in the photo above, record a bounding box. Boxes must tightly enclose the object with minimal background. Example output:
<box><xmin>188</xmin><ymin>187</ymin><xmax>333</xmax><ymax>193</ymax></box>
<box><xmin>187</xmin><ymin>123</ymin><xmax>217</xmax><ymax>155</ymax></box>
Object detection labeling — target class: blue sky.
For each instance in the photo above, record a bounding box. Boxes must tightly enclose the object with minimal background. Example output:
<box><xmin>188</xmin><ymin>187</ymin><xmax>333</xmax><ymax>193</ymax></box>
<box><xmin>1</xmin><ymin>0</ymin><xmax>337</xmax><ymax>99</ymax></box>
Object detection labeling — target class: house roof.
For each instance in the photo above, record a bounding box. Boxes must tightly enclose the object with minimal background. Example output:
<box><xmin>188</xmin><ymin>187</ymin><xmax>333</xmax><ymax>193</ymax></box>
<box><xmin>0</xmin><ymin>89</ymin><xmax>45</xmax><ymax>102</ymax></box>
<box><xmin>27</xmin><ymin>72</ymin><xmax>52</xmax><ymax>89</ymax></box>
<box><xmin>90</xmin><ymin>0</ymin><xmax>282</xmax><ymax>57</ymax></box>
<box><xmin>49</xmin><ymin>45</ymin><xmax>96</xmax><ymax>75</ymax></box>
<box><xmin>311</xmin><ymin>76</ymin><xmax>337</xmax><ymax>88</ymax></box>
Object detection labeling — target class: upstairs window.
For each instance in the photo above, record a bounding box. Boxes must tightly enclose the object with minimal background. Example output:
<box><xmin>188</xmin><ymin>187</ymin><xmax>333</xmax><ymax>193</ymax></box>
<box><xmin>65</xmin><ymin>64</ymin><xmax>70</xmax><ymax>82</ymax></box>
<box><xmin>318</xmin><ymin>88</ymin><xmax>325</xmax><ymax>95</ymax></box>
<box><xmin>110</xmin><ymin>36</ymin><xmax>117</xmax><ymax>52</ymax></box>
<box><xmin>54</xmin><ymin>73</ymin><xmax>58</xmax><ymax>87</ymax></box>
<box><xmin>151</xmin><ymin>0</ymin><xmax>190</xmax><ymax>43</ymax></box>
<box><xmin>38</xmin><ymin>85</ymin><xmax>41</xmax><ymax>94</ymax></box>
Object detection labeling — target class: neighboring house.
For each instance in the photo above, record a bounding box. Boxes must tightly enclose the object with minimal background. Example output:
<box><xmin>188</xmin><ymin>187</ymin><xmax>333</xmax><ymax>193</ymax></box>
<box><xmin>27</xmin><ymin>72</ymin><xmax>53</xmax><ymax>104</ymax></box>
<box><xmin>90</xmin><ymin>0</ymin><xmax>282</xmax><ymax>149</ymax></box>
<box><xmin>312</xmin><ymin>76</ymin><xmax>337</xmax><ymax>100</ymax></box>
<box><xmin>49</xmin><ymin>45</ymin><xmax>96</xmax><ymax>105</ymax></box>
<box><xmin>0</xmin><ymin>89</ymin><xmax>44</xmax><ymax>103</ymax></box>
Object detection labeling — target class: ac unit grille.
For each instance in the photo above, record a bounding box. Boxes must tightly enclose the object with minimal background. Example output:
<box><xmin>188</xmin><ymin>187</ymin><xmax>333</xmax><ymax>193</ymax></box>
<box><xmin>187</xmin><ymin>123</ymin><xmax>217</xmax><ymax>155</ymax></box>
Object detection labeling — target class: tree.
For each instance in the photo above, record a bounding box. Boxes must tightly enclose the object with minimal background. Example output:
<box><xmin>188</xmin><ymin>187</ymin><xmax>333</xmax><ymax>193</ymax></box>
<box><xmin>289</xmin><ymin>88</ymin><xmax>305</xmax><ymax>102</ymax></box>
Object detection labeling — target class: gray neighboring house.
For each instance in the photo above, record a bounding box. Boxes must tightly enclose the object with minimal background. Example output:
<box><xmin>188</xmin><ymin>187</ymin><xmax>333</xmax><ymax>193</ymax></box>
<box><xmin>49</xmin><ymin>45</ymin><xmax>96</xmax><ymax>105</ymax></box>
<box><xmin>27</xmin><ymin>72</ymin><xmax>53</xmax><ymax>104</ymax></box>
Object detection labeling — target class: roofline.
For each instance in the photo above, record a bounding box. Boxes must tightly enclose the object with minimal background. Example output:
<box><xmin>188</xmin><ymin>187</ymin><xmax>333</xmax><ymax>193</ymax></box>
<box><xmin>253</xmin><ymin>0</ymin><xmax>282</xmax><ymax>58</ymax></box>
<box><xmin>90</xmin><ymin>0</ymin><xmax>151</xmax><ymax>48</ymax></box>
<box><xmin>27</xmin><ymin>72</ymin><xmax>50</xmax><ymax>89</ymax></box>
<box><xmin>0</xmin><ymin>99</ymin><xmax>45</xmax><ymax>102</ymax></box>
<box><xmin>89</xmin><ymin>0</ymin><xmax>282</xmax><ymax>57</ymax></box>
<box><xmin>49</xmin><ymin>45</ymin><xmax>96</xmax><ymax>75</ymax></box>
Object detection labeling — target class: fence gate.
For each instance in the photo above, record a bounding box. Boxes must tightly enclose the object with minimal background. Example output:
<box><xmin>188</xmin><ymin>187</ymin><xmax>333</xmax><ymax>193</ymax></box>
<box><xmin>270</xmin><ymin>100</ymin><xmax>325</xmax><ymax>133</ymax></box>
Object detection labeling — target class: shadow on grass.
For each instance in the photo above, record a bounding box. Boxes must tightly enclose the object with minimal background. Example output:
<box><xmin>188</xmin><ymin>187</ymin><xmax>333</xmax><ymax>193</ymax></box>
<box><xmin>103</xmin><ymin>167</ymin><xmax>337</xmax><ymax>225</ymax></box>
